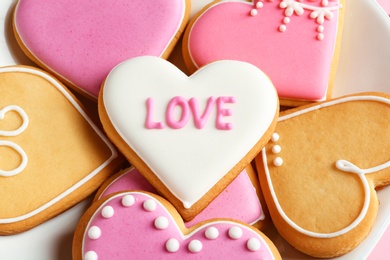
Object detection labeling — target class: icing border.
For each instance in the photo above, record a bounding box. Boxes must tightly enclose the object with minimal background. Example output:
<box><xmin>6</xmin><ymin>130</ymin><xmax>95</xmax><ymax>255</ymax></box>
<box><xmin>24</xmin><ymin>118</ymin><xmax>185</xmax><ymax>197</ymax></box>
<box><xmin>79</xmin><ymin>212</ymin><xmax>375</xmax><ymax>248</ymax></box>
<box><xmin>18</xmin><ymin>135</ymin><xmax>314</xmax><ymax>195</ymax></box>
<box><xmin>0</xmin><ymin>66</ymin><xmax>118</xmax><ymax>223</ymax></box>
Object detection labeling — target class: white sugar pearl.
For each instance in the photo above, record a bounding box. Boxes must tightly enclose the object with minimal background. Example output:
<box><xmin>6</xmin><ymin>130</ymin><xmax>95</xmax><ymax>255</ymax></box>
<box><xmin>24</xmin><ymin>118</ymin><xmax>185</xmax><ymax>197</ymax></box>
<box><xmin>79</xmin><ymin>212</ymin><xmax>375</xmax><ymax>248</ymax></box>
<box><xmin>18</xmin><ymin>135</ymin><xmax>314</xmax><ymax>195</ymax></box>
<box><xmin>228</xmin><ymin>226</ymin><xmax>243</xmax><ymax>239</ymax></box>
<box><xmin>143</xmin><ymin>199</ymin><xmax>157</xmax><ymax>211</ymax></box>
<box><xmin>247</xmin><ymin>237</ymin><xmax>261</xmax><ymax>251</ymax></box>
<box><xmin>271</xmin><ymin>133</ymin><xmax>279</xmax><ymax>142</ymax></box>
<box><xmin>154</xmin><ymin>216</ymin><xmax>169</xmax><ymax>230</ymax></box>
<box><xmin>166</xmin><ymin>238</ymin><xmax>180</xmax><ymax>253</ymax></box>
<box><xmin>272</xmin><ymin>145</ymin><xmax>281</xmax><ymax>154</ymax></box>
<box><xmin>188</xmin><ymin>239</ymin><xmax>203</xmax><ymax>253</ymax></box>
<box><xmin>101</xmin><ymin>206</ymin><xmax>114</xmax><ymax>218</ymax></box>
<box><xmin>250</xmin><ymin>9</ymin><xmax>258</xmax><ymax>16</ymax></box>
<box><xmin>122</xmin><ymin>195</ymin><xmax>135</xmax><ymax>207</ymax></box>
<box><xmin>88</xmin><ymin>226</ymin><xmax>101</xmax><ymax>240</ymax></box>
<box><xmin>273</xmin><ymin>157</ymin><xmax>283</xmax><ymax>167</ymax></box>
<box><xmin>84</xmin><ymin>251</ymin><xmax>98</xmax><ymax>260</ymax></box>
<box><xmin>205</xmin><ymin>227</ymin><xmax>219</xmax><ymax>240</ymax></box>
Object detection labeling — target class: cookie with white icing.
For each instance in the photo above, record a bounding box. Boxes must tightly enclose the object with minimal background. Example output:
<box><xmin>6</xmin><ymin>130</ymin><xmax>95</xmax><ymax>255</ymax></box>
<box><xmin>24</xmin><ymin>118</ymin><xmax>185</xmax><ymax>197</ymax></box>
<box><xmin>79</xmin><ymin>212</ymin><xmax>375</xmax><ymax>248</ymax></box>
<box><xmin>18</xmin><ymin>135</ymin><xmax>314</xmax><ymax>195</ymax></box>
<box><xmin>0</xmin><ymin>66</ymin><xmax>123</xmax><ymax>235</ymax></box>
<box><xmin>73</xmin><ymin>191</ymin><xmax>281</xmax><ymax>259</ymax></box>
<box><xmin>98</xmin><ymin>56</ymin><xmax>279</xmax><ymax>221</ymax></box>
<box><xmin>255</xmin><ymin>93</ymin><xmax>390</xmax><ymax>257</ymax></box>
<box><xmin>94</xmin><ymin>164</ymin><xmax>270</xmax><ymax>230</ymax></box>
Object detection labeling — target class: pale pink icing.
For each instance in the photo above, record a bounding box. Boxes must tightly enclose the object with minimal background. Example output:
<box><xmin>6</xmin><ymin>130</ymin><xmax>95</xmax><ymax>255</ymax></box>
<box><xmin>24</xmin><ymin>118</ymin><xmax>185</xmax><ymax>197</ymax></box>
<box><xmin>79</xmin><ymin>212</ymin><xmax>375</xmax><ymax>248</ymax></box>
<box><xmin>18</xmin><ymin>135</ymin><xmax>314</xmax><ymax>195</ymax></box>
<box><xmin>97</xmin><ymin>168</ymin><xmax>264</xmax><ymax>228</ymax></box>
<box><xmin>83</xmin><ymin>191</ymin><xmax>274</xmax><ymax>259</ymax></box>
<box><xmin>14</xmin><ymin>0</ymin><xmax>186</xmax><ymax>98</ymax></box>
<box><xmin>187</xmin><ymin>0</ymin><xmax>341</xmax><ymax>101</ymax></box>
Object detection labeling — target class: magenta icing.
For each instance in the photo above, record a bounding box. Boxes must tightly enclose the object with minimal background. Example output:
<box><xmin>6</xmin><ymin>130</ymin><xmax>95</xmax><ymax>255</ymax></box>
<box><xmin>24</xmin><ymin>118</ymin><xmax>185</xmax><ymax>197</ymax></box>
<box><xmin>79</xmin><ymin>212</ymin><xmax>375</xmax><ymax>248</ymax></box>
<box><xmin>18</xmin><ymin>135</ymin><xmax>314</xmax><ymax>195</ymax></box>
<box><xmin>216</xmin><ymin>96</ymin><xmax>236</xmax><ymax>130</ymax></box>
<box><xmin>97</xmin><ymin>168</ymin><xmax>264</xmax><ymax>228</ymax></box>
<box><xmin>189</xmin><ymin>97</ymin><xmax>216</xmax><ymax>129</ymax></box>
<box><xmin>83</xmin><ymin>192</ymin><xmax>274</xmax><ymax>259</ymax></box>
<box><xmin>166</xmin><ymin>96</ymin><xmax>191</xmax><ymax>129</ymax></box>
<box><xmin>146</xmin><ymin>98</ymin><xmax>165</xmax><ymax>129</ymax></box>
<box><xmin>187</xmin><ymin>0</ymin><xmax>341</xmax><ymax>101</ymax></box>
<box><xmin>14</xmin><ymin>0</ymin><xmax>186</xmax><ymax>98</ymax></box>
<box><xmin>145</xmin><ymin>96</ymin><xmax>236</xmax><ymax>130</ymax></box>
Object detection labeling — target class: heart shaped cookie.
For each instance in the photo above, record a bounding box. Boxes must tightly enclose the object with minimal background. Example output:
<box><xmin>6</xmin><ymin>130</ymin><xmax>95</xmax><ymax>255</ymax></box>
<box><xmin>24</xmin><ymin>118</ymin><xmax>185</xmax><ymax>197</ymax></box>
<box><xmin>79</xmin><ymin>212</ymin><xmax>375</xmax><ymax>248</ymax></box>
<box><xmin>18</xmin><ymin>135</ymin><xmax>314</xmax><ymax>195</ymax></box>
<box><xmin>99</xmin><ymin>56</ymin><xmax>279</xmax><ymax>220</ymax></box>
<box><xmin>13</xmin><ymin>0</ymin><xmax>190</xmax><ymax>99</ymax></box>
<box><xmin>73</xmin><ymin>191</ymin><xmax>281</xmax><ymax>259</ymax></box>
<box><xmin>255</xmin><ymin>93</ymin><xmax>390</xmax><ymax>257</ymax></box>
<box><xmin>183</xmin><ymin>0</ymin><xmax>344</xmax><ymax>106</ymax></box>
<box><xmin>94</xmin><ymin>164</ymin><xmax>268</xmax><ymax>229</ymax></box>
<box><xmin>0</xmin><ymin>66</ymin><xmax>123</xmax><ymax>235</ymax></box>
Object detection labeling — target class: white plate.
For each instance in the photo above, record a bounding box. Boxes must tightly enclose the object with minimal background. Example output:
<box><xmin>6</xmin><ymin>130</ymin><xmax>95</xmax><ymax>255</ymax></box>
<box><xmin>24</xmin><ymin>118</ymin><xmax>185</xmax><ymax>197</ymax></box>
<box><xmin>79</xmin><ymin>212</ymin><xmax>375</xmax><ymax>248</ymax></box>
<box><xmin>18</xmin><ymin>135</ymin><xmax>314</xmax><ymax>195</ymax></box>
<box><xmin>1</xmin><ymin>0</ymin><xmax>390</xmax><ymax>259</ymax></box>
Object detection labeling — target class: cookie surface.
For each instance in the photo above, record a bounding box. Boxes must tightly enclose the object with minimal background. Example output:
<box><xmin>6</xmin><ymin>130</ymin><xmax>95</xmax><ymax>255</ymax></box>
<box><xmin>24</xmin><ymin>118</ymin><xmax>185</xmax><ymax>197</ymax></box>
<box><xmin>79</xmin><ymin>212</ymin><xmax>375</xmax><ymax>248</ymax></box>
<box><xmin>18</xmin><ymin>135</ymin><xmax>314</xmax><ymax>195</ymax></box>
<box><xmin>73</xmin><ymin>191</ymin><xmax>281</xmax><ymax>259</ymax></box>
<box><xmin>256</xmin><ymin>93</ymin><xmax>390</xmax><ymax>257</ymax></box>
<box><xmin>13</xmin><ymin>0</ymin><xmax>190</xmax><ymax>99</ymax></box>
<box><xmin>94</xmin><ymin>165</ymin><xmax>269</xmax><ymax>229</ymax></box>
<box><xmin>0</xmin><ymin>66</ymin><xmax>122</xmax><ymax>235</ymax></box>
<box><xmin>99</xmin><ymin>56</ymin><xmax>279</xmax><ymax>220</ymax></box>
<box><xmin>183</xmin><ymin>0</ymin><xmax>345</xmax><ymax>106</ymax></box>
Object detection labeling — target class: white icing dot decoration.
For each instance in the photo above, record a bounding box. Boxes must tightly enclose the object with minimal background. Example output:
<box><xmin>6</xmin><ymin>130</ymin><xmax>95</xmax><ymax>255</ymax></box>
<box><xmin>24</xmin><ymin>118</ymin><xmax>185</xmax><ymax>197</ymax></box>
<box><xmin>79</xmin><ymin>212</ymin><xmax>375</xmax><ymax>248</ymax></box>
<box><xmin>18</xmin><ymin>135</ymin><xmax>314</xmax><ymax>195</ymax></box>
<box><xmin>122</xmin><ymin>195</ymin><xmax>135</xmax><ymax>207</ymax></box>
<box><xmin>188</xmin><ymin>239</ymin><xmax>203</xmax><ymax>253</ymax></box>
<box><xmin>247</xmin><ymin>237</ymin><xmax>261</xmax><ymax>252</ymax></box>
<box><xmin>272</xmin><ymin>145</ymin><xmax>281</xmax><ymax>154</ymax></box>
<box><xmin>317</xmin><ymin>33</ymin><xmax>324</xmax><ymax>41</ymax></box>
<box><xmin>271</xmin><ymin>133</ymin><xmax>279</xmax><ymax>142</ymax></box>
<box><xmin>101</xmin><ymin>206</ymin><xmax>114</xmax><ymax>218</ymax></box>
<box><xmin>228</xmin><ymin>226</ymin><xmax>243</xmax><ymax>239</ymax></box>
<box><xmin>317</xmin><ymin>25</ymin><xmax>324</xmax><ymax>33</ymax></box>
<box><xmin>283</xmin><ymin>17</ymin><xmax>290</xmax><ymax>24</ymax></box>
<box><xmin>88</xmin><ymin>226</ymin><xmax>101</xmax><ymax>240</ymax></box>
<box><xmin>143</xmin><ymin>199</ymin><xmax>157</xmax><ymax>212</ymax></box>
<box><xmin>84</xmin><ymin>250</ymin><xmax>98</xmax><ymax>260</ymax></box>
<box><xmin>154</xmin><ymin>216</ymin><xmax>169</xmax><ymax>230</ymax></box>
<box><xmin>273</xmin><ymin>157</ymin><xmax>283</xmax><ymax>167</ymax></box>
<box><xmin>166</xmin><ymin>238</ymin><xmax>180</xmax><ymax>253</ymax></box>
<box><xmin>250</xmin><ymin>9</ymin><xmax>258</xmax><ymax>16</ymax></box>
<box><xmin>205</xmin><ymin>227</ymin><xmax>219</xmax><ymax>240</ymax></box>
<box><xmin>279</xmin><ymin>24</ymin><xmax>287</xmax><ymax>32</ymax></box>
<box><xmin>256</xmin><ymin>1</ymin><xmax>264</xmax><ymax>8</ymax></box>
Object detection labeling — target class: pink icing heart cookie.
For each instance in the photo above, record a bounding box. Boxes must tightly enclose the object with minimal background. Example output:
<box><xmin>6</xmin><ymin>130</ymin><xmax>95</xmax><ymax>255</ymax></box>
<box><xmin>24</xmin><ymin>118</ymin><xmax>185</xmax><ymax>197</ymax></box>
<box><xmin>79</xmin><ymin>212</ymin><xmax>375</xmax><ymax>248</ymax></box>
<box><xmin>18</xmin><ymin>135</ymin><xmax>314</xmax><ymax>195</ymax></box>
<box><xmin>0</xmin><ymin>66</ymin><xmax>123</xmax><ymax>235</ymax></box>
<box><xmin>13</xmin><ymin>0</ymin><xmax>190</xmax><ymax>99</ymax></box>
<box><xmin>73</xmin><ymin>191</ymin><xmax>281</xmax><ymax>259</ymax></box>
<box><xmin>183</xmin><ymin>0</ymin><xmax>345</xmax><ymax>106</ymax></box>
<box><xmin>94</xmin><ymin>164</ymin><xmax>269</xmax><ymax>230</ymax></box>
<box><xmin>255</xmin><ymin>93</ymin><xmax>390</xmax><ymax>257</ymax></box>
<box><xmin>98</xmin><ymin>56</ymin><xmax>279</xmax><ymax>220</ymax></box>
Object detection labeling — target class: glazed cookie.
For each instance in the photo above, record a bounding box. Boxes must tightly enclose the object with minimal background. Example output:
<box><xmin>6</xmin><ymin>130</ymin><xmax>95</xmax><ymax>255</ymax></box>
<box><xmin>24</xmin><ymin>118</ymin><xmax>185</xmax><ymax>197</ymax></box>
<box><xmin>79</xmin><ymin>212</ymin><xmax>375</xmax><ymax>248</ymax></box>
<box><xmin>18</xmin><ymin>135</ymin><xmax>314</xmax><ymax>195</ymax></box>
<box><xmin>0</xmin><ymin>66</ymin><xmax>123</xmax><ymax>235</ymax></box>
<box><xmin>94</xmin><ymin>164</ymin><xmax>269</xmax><ymax>229</ymax></box>
<box><xmin>183</xmin><ymin>0</ymin><xmax>345</xmax><ymax>106</ymax></box>
<box><xmin>73</xmin><ymin>191</ymin><xmax>281</xmax><ymax>259</ymax></box>
<box><xmin>99</xmin><ymin>56</ymin><xmax>279</xmax><ymax>221</ymax></box>
<box><xmin>255</xmin><ymin>93</ymin><xmax>390</xmax><ymax>257</ymax></box>
<box><xmin>13</xmin><ymin>0</ymin><xmax>190</xmax><ymax>99</ymax></box>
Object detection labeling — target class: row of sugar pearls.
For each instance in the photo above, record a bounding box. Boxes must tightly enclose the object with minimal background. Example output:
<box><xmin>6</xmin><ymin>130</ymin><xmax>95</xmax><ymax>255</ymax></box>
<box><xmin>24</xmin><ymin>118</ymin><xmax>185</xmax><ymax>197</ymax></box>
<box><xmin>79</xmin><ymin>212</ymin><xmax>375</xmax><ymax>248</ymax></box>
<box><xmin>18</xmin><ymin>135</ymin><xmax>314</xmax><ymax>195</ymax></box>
<box><xmin>271</xmin><ymin>133</ymin><xmax>283</xmax><ymax>166</ymax></box>
<box><xmin>84</xmin><ymin>195</ymin><xmax>138</xmax><ymax>260</ymax></box>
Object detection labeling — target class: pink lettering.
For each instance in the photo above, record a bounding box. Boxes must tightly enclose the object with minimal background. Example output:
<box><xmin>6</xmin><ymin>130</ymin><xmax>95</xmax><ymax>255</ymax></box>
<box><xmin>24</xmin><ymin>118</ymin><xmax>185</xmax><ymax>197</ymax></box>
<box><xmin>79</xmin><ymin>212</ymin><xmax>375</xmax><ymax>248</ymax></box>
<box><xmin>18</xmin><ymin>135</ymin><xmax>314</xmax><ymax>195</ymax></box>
<box><xmin>145</xmin><ymin>96</ymin><xmax>235</xmax><ymax>130</ymax></box>
<box><xmin>166</xmin><ymin>96</ymin><xmax>190</xmax><ymax>129</ymax></box>
<box><xmin>189</xmin><ymin>97</ymin><xmax>216</xmax><ymax>129</ymax></box>
<box><xmin>145</xmin><ymin>97</ymin><xmax>165</xmax><ymax>129</ymax></box>
<box><xmin>216</xmin><ymin>96</ymin><xmax>236</xmax><ymax>130</ymax></box>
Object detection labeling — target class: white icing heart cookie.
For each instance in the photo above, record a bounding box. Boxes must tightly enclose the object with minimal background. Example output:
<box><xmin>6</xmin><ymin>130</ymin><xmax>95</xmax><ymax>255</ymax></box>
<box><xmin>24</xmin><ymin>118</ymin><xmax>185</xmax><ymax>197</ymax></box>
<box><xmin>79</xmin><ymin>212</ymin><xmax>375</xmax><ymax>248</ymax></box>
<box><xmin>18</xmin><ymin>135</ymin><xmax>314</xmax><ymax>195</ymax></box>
<box><xmin>73</xmin><ymin>191</ymin><xmax>281</xmax><ymax>259</ymax></box>
<box><xmin>255</xmin><ymin>93</ymin><xmax>390</xmax><ymax>257</ymax></box>
<box><xmin>99</xmin><ymin>56</ymin><xmax>279</xmax><ymax>220</ymax></box>
<box><xmin>0</xmin><ymin>66</ymin><xmax>123</xmax><ymax>235</ymax></box>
